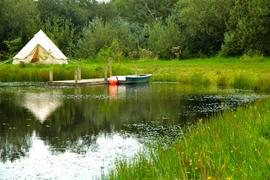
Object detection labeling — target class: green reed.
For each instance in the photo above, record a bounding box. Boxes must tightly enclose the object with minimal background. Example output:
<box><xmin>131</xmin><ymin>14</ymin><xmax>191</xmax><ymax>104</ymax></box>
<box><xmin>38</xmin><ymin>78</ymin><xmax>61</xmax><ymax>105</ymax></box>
<box><xmin>108</xmin><ymin>99</ymin><xmax>270</xmax><ymax>179</ymax></box>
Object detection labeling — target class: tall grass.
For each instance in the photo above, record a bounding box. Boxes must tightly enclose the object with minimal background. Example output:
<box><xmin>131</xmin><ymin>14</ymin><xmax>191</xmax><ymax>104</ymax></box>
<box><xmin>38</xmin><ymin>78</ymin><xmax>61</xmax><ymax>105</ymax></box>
<box><xmin>1</xmin><ymin>57</ymin><xmax>270</xmax><ymax>92</ymax></box>
<box><xmin>108</xmin><ymin>99</ymin><xmax>270</xmax><ymax>179</ymax></box>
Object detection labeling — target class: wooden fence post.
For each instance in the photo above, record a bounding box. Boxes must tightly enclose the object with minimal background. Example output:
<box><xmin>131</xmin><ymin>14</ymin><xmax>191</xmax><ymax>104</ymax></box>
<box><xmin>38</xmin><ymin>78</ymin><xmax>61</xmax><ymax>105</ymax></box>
<box><xmin>104</xmin><ymin>65</ymin><xmax>108</xmax><ymax>82</ymax></box>
<box><xmin>77</xmin><ymin>67</ymin><xmax>81</xmax><ymax>80</ymax></box>
<box><xmin>108</xmin><ymin>57</ymin><xmax>113</xmax><ymax>77</ymax></box>
<box><xmin>49</xmin><ymin>70</ymin><xmax>53</xmax><ymax>82</ymax></box>
<box><xmin>74</xmin><ymin>69</ymin><xmax>78</xmax><ymax>84</ymax></box>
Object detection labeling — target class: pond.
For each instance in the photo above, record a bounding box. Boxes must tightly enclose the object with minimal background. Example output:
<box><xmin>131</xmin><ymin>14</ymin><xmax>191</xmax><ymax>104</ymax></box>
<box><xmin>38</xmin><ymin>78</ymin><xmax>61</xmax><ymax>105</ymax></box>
<box><xmin>0</xmin><ymin>83</ymin><xmax>264</xmax><ymax>179</ymax></box>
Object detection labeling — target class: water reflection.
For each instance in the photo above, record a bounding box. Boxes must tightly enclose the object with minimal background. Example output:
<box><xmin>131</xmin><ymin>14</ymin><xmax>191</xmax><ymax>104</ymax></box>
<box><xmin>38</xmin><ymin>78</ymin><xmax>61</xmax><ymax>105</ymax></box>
<box><xmin>109</xmin><ymin>85</ymin><xmax>131</xmax><ymax>100</ymax></box>
<box><xmin>1</xmin><ymin>132</ymin><xmax>141</xmax><ymax>179</ymax></box>
<box><xmin>21</xmin><ymin>91</ymin><xmax>63</xmax><ymax>123</ymax></box>
<box><xmin>0</xmin><ymin>84</ymin><xmax>263</xmax><ymax>179</ymax></box>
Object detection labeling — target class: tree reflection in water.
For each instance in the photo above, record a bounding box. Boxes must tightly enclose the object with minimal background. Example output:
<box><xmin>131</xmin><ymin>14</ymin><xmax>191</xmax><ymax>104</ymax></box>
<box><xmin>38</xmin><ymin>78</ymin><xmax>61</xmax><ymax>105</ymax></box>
<box><xmin>0</xmin><ymin>84</ymin><xmax>260</xmax><ymax>178</ymax></box>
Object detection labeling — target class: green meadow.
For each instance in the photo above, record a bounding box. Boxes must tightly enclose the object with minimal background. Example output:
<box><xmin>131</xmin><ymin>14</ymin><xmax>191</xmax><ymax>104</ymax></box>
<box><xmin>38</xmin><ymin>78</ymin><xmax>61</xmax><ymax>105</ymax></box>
<box><xmin>1</xmin><ymin>56</ymin><xmax>270</xmax><ymax>91</ymax></box>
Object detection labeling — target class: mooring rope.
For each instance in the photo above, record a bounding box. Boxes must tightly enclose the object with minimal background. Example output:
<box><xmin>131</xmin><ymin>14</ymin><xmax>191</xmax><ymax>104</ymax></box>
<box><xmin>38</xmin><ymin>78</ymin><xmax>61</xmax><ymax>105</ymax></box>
<box><xmin>0</xmin><ymin>59</ymin><xmax>12</xmax><ymax>65</ymax></box>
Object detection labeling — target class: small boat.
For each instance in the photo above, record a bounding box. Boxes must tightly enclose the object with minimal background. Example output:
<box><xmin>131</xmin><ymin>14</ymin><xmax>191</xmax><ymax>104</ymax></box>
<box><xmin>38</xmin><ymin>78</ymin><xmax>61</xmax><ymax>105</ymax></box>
<box><xmin>125</xmin><ymin>74</ymin><xmax>152</xmax><ymax>84</ymax></box>
<box><xmin>109</xmin><ymin>74</ymin><xmax>152</xmax><ymax>85</ymax></box>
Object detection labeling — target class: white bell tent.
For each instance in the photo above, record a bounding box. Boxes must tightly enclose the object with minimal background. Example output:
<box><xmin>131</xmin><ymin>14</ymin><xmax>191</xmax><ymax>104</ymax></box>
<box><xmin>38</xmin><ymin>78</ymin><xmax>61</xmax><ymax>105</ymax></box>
<box><xmin>13</xmin><ymin>30</ymin><xmax>68</xmax><ymax>64</ymax></box>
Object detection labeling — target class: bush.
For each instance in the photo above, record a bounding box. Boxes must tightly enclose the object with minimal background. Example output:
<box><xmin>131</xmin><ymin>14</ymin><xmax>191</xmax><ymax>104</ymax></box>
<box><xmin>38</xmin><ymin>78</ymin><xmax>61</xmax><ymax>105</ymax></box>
<box><xmin>221</xmin><ymin>0</ymin><xmax>270</xmax><ymax>56</ymax></box>
<box><xmin>147</xmin><ymin>17</ymin><xmax>181</xmax><ymax>59</ymax></box>
<box><xmin>76</xmin><ymin>17</ymin><xmax>136</xmax><ymax>59</ymax></box>
<box><xmin>96</xmin><ymin>40</ymin><xmax>124</xmax><ymax>62</ymax></box>
<box><xmin>139</xmin><ymin>49</ymin><xmax>156</xmax><ymax>60</ymax></box>
<box><xmin>240</xmin><ymin>53</ymin><xmax>264</xmax><ymax>62</ymax></box>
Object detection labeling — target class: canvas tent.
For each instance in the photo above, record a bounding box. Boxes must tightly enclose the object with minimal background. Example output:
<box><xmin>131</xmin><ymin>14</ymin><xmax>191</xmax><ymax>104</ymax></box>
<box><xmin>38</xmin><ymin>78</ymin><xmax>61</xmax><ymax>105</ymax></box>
<box><xmin>13</xmin><ymin>30</ymin><xmax>68</xmax><ymax>64</ymax></box>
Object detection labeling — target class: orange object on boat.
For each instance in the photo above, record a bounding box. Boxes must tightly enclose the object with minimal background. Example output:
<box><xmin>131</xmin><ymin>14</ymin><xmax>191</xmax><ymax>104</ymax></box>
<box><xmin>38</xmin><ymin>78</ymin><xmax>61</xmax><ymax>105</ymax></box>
<box><xmin>109</xmin><ymin>77</ymin><xmax>118</xmax><ymax>85</ymax></box>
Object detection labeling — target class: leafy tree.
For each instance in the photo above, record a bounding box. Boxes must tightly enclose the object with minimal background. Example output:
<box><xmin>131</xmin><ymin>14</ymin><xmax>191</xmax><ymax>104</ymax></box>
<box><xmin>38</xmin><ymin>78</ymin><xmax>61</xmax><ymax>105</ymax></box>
<box><xmin>76</xmin><ymin>17</ymin><xmax>136</xmax><ymax>59</ymax></box>
<box><xmin>0</xmin><ymin>0</ymin><xmax>39</xmax><ymax>59</ymax></box>
<box><xmin>41</xmin><ymin>18</ymin><xmax>76</xmax><ymax>57</ymax></box>
<box><xmin>37</xmin><ymin>0</ymin><xmax>99</xmax><ymax>29</ymax></box>
<box><xmin>3</xmin><ymin>38</ymin><xmax>22</xmax><ymax>58</ymax></box>
<box><xmin>111</xmin><ymin>0</ymin><xmax>178</xmax><ymax>24</ymax></box>
<box><xmin>175</xmin><ymin>0</ymin><xmax>233</xmax><ymax>58</ymax></box>
<box><xmin>97</xmin><ymin>40</ymin><xmax>123</xmax><ymax>62</ymax></box>
<box><xmin>221</xmin><ymin>0</ymin><xmax>270</xmax><ymax>56</ymax></box>
<box><xmin>0</xmin><ymin>0</ymin><xmax>269</xmax><ymax>60</ymax></box>
<box><xmin>147</xmin><ymin>17</ymin><xmax>181</xmax><ymax>59</ymax></box>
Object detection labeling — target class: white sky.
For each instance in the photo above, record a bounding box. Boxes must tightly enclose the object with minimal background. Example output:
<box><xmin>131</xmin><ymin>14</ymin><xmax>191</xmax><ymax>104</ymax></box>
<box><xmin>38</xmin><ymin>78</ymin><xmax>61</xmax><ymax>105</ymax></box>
<box><xmin>97</xmin><ymin>0</ymin><xmax>110</xmax><ymax>2</ymax></box>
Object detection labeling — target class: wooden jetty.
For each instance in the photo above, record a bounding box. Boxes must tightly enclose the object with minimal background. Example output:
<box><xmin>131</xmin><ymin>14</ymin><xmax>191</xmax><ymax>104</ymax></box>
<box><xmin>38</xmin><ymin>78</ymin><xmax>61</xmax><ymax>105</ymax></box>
<box><xmin>49</xmin><ymin>78</ymin><xmax>108</xmax><ymax>86</ymax></box>
<box><xmin>47</xmin><ymin>64</ymin><xmax>151</xmax><ymax>86</ymax></box>
<box><xmin>48</xmin><ymin>68</ymin><xmax>108</xmax><ymax>86</ymax></box>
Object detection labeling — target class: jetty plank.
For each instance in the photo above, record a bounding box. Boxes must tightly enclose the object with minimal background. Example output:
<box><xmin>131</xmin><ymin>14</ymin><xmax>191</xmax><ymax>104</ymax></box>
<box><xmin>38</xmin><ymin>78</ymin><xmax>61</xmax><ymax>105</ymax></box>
<box><xmin>49</xmin><ymin>78</ymin><xmax>108</xmax><ymax>86</ymax></box>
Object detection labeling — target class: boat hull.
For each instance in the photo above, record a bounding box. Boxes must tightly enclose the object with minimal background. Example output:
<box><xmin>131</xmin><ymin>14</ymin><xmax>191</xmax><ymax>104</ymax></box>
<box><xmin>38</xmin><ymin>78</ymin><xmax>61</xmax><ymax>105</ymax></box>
<box><xmin>115</xmin><ymin>74</ymin><xmax>152</xmax><ymax>84</ymax></box>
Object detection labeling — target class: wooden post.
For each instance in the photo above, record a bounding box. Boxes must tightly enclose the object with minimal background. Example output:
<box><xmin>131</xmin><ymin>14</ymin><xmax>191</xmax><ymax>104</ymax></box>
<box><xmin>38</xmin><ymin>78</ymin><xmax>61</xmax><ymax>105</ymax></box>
<box><xmin>104</xmin><ymin>65</ymin><xmax>108</xmax><ymax>82</ymax></box>
<box><xmin>78</xmin><ymin>68</ymin><xmax>81</xmax><ymax>80</ymax></box>
<box><xmin>135</xmin><ymin>66</ymin><xmax>138</xmax><ymax>75</ymax></box>
<box><xmin>74</xmin><ymin>69</ymin><xmax>78</xmax><ymax>84</ymax></box>
<box><xmin>108</xmin><ymin>57</ymin><xmax>113</xmax><ymax>77</ymax></box>
<box><xmin>49</xmin><ymin>70</ymin><xmax>53</xmax><ymax>82</ymax></box>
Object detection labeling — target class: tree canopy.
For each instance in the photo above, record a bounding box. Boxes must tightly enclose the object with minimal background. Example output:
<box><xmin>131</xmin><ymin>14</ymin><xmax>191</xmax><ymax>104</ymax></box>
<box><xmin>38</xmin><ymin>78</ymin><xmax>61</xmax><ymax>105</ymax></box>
<box><xmin>0</xmin><ymin>0</ymin><xmax>269</xmax><ymax>60</ymax></box>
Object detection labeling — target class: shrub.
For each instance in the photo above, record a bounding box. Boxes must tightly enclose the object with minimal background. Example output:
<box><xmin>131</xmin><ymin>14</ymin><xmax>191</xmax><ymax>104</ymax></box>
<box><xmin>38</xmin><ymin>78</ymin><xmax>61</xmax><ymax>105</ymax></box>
<box><xmin>240</xmin><ymin>53</ymin><xmax>264</xmax><ymax>62</ymax></box>
<box><xmin>76</xmin><ymin>17</ymin><xmax>136</xmax><ymax>59</ymax></box>
<box><xmin>139</xmin><ymin>49</ymin><xmax>156</xmax><ymax>60</ymax></box>
<box><xmin>147</xmin><ymin>17</ymin><xmax>181</xmax><ymax>59</ymax></box>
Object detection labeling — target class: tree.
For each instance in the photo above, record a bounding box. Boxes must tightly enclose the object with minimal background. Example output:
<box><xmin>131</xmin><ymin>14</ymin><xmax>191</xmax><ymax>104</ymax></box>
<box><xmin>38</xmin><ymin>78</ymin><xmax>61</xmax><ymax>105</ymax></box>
<box><xmin>221</xmin><ymin>0</ymin><xmax>270</xmax><ymax>56</ymax></box>
<box><xmin>175</xmin><ymin>0</ymin><xmax>233</xmax><ymax>58</ymax></box>
<box><xmin>41</xmin><ymin>18</ymin><xmax>76</xmax><ymax>57</ymax></box>
<box><xmin>111</xmin><ymin>0</ymin><xmax>178</xmax><ymax>24</ymax></box>
<box><xmin>37</xmin><ymin>0</ymin><xmax>99</xmax><ymax>30</ymax></box>
<box><xmin>147</xmin><ymin>17</ymin><xmax>181</xmax><ymax>59</ymax></box>
<box><xmin>76</xmin><ymin>17</ymin><xmax>136</xmax><ymax>59</ymax></box>
<box><xmin>0</xmin><ymin>0</ymin><xmax>39</xmax><ymax>59</ymax></box>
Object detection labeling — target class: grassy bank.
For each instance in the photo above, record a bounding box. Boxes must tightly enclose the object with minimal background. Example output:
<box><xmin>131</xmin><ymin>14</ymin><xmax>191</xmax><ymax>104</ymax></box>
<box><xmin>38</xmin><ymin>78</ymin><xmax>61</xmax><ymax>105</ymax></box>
<box><xmin>1</xmin><ymin>56</ymin><xmax>270</xmax><ymax>91</ymax></box>
<box><xmin>108</xmin><ymin>99</ymin><xmax>270</xmax><ymax>179</ymax></box>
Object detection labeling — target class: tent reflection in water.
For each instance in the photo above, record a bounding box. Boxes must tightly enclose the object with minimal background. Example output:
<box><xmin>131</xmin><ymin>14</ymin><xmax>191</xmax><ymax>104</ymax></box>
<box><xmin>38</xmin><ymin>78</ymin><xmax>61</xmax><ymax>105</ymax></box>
<box><xmin>13</xmin><ymin>30</ymin><xmax>68</xmax><ymax>64</ymax></box>
<box><xmin>21</xmin><ymin>91</ymin><xmax>63</xmax><ymax>123</ymax></box>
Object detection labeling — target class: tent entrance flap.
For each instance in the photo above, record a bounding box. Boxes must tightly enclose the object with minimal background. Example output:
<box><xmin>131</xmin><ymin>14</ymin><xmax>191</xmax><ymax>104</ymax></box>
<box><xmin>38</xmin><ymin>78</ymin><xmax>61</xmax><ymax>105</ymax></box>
<box><xmin>31</xmin><ymin>46</ymin><xmax>39</xmax><ymax>63</ymax></box>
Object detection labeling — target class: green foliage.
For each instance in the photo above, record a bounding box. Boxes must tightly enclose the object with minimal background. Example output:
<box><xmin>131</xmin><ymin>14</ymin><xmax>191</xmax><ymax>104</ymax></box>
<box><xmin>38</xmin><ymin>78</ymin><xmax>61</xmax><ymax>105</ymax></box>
<box><xmin>0</xmin><ymin>0</ymin><xmax>269</xmax><ymax>60</ymax></box>
<box><xmin>0</xmin><ymin>0</ymin><xmax>38</xmax><ymax>60</ymax></box>
<box><xmin>221</xmin><ymin>0</ymin><xmax>270</xmax><ymax>56</ymax></box>
<box><xmin>138</xmin><ymin>49</ymin><xmax>156</xmax><ymax>60</ymax></box>
<box><xmin>147</xmin><ymin>17</ymin><xmax>181</xmax><ymax>59</ymax></box>
<box><xmin>41</xmin><ymin>17</ymin><xmax>76</xmax><ymax>57</ymax></box>
<box><xmin>37</xmin><ymin>0</ymin><xmax>99</xmax><ymax>29</ymax></box>
<box><xmin>110</xmin><ymin>0</ymin><xmax>178</xmax><ymax>24</ymax></box>
<box><xmin>240</xmin><ymin>53</ymin><xmax>265</xmax><ymax>62</ymax></box>
<box><xmin>3</xmin><ymin>38</ymin><xmax>22</xmax><ymax>58</ymax></box>
<box><xmin>97</xmin><ymin>40</ymin><xmax>124</xmax><ymax>62</ymax></box>
<box><xmin>175</xmin><ymin>0</ymin><xmax>233</xmax><ymax>57</ymax></box>
<box><xmin>76</xmin><ymin>17</ymin><xmax>136</xmax><ymax>59</ymax></box>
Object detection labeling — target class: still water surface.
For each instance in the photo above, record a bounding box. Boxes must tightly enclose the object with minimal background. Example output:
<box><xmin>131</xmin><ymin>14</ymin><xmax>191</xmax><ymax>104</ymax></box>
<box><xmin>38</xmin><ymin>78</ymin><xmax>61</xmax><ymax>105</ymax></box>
<box><xmin>0</xmin><ymin>83</ymin><xmax>263</xmax><ymax>179</ymax></box>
